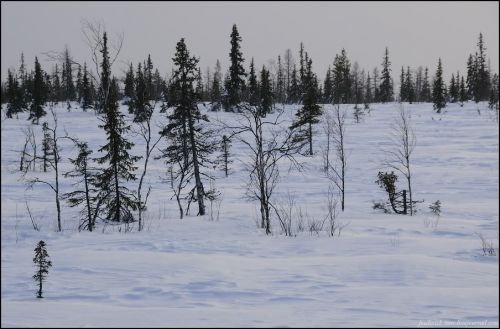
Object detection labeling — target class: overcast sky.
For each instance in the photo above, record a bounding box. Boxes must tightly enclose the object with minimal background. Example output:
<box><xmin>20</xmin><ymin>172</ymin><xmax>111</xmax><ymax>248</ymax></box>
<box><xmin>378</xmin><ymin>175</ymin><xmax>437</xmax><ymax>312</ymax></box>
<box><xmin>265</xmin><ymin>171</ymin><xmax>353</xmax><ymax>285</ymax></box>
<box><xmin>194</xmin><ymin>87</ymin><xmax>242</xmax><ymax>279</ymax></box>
<box><xmin>1</xmin><ymin>1</ymin><xmax>499</xmax><ymax>85</ymax></box>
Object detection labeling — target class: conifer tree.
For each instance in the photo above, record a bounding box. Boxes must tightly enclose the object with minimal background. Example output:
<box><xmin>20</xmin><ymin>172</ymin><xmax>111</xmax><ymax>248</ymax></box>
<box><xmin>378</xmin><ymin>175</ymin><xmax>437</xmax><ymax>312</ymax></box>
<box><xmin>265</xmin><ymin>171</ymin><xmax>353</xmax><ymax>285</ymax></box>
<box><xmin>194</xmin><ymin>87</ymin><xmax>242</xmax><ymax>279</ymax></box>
<box><xmin>133</xmin><ymin>62</ymin><xmax>149</xmax><ymax>122</ymax></box>
<box><xmin>432</xmin><ymin>58</ymin><xmax>446</xmax><ymax>113</ymax></box>
<box><xmin>489</xmin><ymin>73</ymin><xmax>499</xmax><ymax>110</ymax></box>
<box><xmin>95</xmin><ymin>77</ymin><xmax>141</xmax><ymax>223</ymax></box>
<box><xmin>76</xmin><ymin>65</ymin><xmax>82</xmax><ymax>103</ymax></box>
<box><xmin>373</xmin><ymin>67</ymin><xmax>380</xmax><ymax>102</ymax></box>
<box><xmin>459</xmin><ymin>76</ymin><xmax>467</xmax><ymax>105</ymax></box>
<box><xmin>225</xmin><ymin>24</ymin><xmax>246</xmax><ymax>111</ymax></box>
<box><xmin>406</xmin><ymin>66</ymin><xmax>415</xmax><ymax>104</ymax></box>
<box><xmin>124</xmin><ymin>62</ymin><xmax>135</xmax><ymax>103</ymax></box>
<box><xmin>33</xmin><ymin>240</ymin><xmax>52</xmax><ymax>298</ymax></box>
<box><xmin>51</xmin><ymin>64</ymin><xmax>63</xmax><ymax>103</ymax></box>
<box><xmin>81</xmin><ymin>63</ymin><xmax>93</xmax><ymax>111</ymax></box>
<box><xmin>399</xmin><ymin>66</ymin><xmax>406</xmax><ymax>102</ymax></box>
<box><xmin>332</xmin><ymin>49</ymin><xmax>351</xmax><ymax>104</ymax></box>
<box><xmin>196</xmin><ymin>67</ymin><xmax>204</xmax><ymax>100</ymax></box>
<box><xmin>145</xmin><ymin>54</ymin><xmax>154</xmax><ymax>100</ymax></box>
<box><xmin>247</xmin><ymin>58</ymin><xmax>259</xmax><ymax>106</ymax></box>
<box><xmin>448</xmin><ymin>74</ymin><xmax>458</xmax><ymax>103</ymax></box>
<box><xmin>361</xmin><ymin>74</ymin><xmax>371</xmax><ymax>109</ymax></box>
<box><xmin>98</xmin><ymin>32</ymin><xmax>111</xmax><ymax>113</ymax></box>
<box><xmin>220</xmin><ymin>135</ymin><xmax>232</xmax><ymax>177</ymax></box>
<box><xmin>63</xmin><ymin>141</ymin><xmax>103</xmax><ymax>232</ymax></box>
<box><xmin>18</xmin><ymin>53</ymin><xmax>28</xmax><ymax>110</ymax></box>
<box><xmin>62</xmin><ymin>47</ymin><xmax>76</xmax><ymax>103</ymax></box>
<box><xmin>6</xmin><ymin>69</ymin><xmax>22</xmax><ymax>118</ymax></box>
<box><xmin>323</xmin><ymin>67</ymin><xmax>333</xmax><ymax>104</ymax></box>
<box><xmin>41</xmin><ymin>122</ymin><xmax>54</xmax><ymax>172</ymax></box>
<box><xmin>421</xmin><ymin>67</ymin><xmax>431</xmax><ymax>102</ymax></box>
<box><xmin>276</xmin><ymin>55</ymin><xmax>285</xmax><ymax>104</ymax></box>
<box><xmin>476</xmin><ymin>33</ymin><xmax>490</xmax><ymax>101</ymax></box>
<box><xmin>29</xmin><ymin>57</ymin><xmax>47</xmax><ymax>124</ymax></box>
<box><xmin>379</xmin><ymin>47</ymin><xmax>393</xmax><ymax>103</ymax></box>
<box><xmin>290</xmin><ymin>58</ymin><xmax>322</xmax><ymax>155</ymax></box>
<box><xmin>259</xmin><ymin>65</ymin><xmax>273</xmax><ymax>117</ymax></box>
<box><xmin>210</xmin><ymin>60</ymin><xmax>222</xmax><ymax>111</ymax></box>
<box><xmin>159</xmin><ymin>38</ymin><xmax>218</xmax><ymax>217</ymax></box>
<box><xmin>289</xmin><ymin>64</ymin><xmax>300</xmax><ymax>104</ymax></box>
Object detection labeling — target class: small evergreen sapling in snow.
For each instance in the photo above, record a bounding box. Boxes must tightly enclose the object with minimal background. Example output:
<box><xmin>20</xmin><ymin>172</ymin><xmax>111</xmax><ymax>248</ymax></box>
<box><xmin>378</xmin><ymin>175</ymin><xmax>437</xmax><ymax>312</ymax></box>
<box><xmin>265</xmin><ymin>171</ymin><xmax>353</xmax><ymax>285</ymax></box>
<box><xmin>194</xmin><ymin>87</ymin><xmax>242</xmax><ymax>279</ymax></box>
<box><xmin>33</xmin><ymin>240</ymin><xmax>52</xmax><ymax>298</ymax></box>
<box><xmin>429</xmin><ymin>200</ymin><xmax>441</xmax><ymax>217</ymax></box>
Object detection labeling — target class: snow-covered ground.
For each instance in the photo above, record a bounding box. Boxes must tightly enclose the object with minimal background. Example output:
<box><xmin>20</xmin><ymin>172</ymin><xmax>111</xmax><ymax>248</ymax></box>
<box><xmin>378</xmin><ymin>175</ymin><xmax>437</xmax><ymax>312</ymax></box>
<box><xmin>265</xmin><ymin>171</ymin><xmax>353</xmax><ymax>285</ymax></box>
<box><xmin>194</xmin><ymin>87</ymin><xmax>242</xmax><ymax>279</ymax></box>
<box><xmin>1</xmin><ymin>101</ymin><xmax>498</xmax><ymax>327</ymax></box>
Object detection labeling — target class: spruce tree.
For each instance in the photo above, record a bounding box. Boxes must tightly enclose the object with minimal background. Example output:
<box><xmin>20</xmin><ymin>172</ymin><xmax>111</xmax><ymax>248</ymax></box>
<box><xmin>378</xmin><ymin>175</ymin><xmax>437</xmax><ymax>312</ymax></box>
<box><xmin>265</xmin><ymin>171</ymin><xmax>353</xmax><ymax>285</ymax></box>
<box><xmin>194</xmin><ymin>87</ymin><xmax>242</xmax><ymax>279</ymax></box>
<box><xmin>133</xmin><ymin>62</ymin><xmax>149</xmax><ymax>122</ymax></box>
<box><xmin>489</xmin><ymin>73</ymin><xmax>499</xmax><ymax>110</ymax></box>
<box><xmin>259</xmin><ymin>65</ymin><xmax>273</xmax><ymax>117</ymax></box>
<box><xmin>406</xmin><ymin>66</ymin><xmax>415</xmax><ymax>104</ymax></box>
<box><xmin>124</xmin><ymin>62</ymin><xmax>135</xmax><ymax>103</ymax></box>
<box><xmin>29</xmin><ymin>57</ymin><xmax>47</xmax><ymax>124</ymax></box>
<box><xmin>323</xmin><ymin>67</ymin><xmax>333</xmax><ymax>104</ymax></box>
<box><xmin>18</xmin><ymin>53</ymin><xmax>28</xmax><ymax>110</ymax></box>
<box><xmin>289</xmin><ymin>64</ymin><xmax>300</xmax><ymax>104</ymax></box>
<box><xmin>276</xmin><ymin>55</ymin><xmax>285</xmax><ymax>104</ymax></box>
<box><xmin>432</xmin><ymin>58</ymin><xmax>446</xmax><ymax>113</ymax></box>
<box><xmin>448</xmin><ymin>74</ymin><xmax>458</xmax><ymax>103</ymax></box>
<box><xmin>364</xmin><ymin>72</ymin><xmax>372</xmax><ymax>109</ymax></box>
<box><xmin>95</xmin><ymin>77</ymin><xmax>141</xmax><ymax>223</ymax></box>
<box><xmin>373</xmin><ymin>67</ymin><xmax>380</xmax><ymax>102</ymax></box>
<box><xmin>332</xmin><ymin>49</ymin><xmax>351</xmax><ymax>104</ymax></box>
<box><xmin>459</xmin><ymin>76</ymin><xmax>467</xmax><ymax>105</ymax></box>
<box><xmin>63</xmin><ymin>141</ymin><xmax>101</xmax><ymax>231</ymax></box>
<box><xmin>63</xmin><ymin>47</ymin><xmax>76</xmax><ymax>103</ymax></box>
<box><xmin>476</xmin><ymin>33</ymin><xmax>490</xmax><ymax>101</ymax></box>
<box><xmin>379</xmin><ymin>47</ymin><xmax>393</xmax><ymax>103</ymax></box>
<box><xmin>81</xmin><ymin>63</ymin><xmax>93</xmax><ymax>111</ymax></box>
<box><xmin>210</xmin><ymin>60</ymin><xmax>222</xmax><ymax>111</ymax></box>
<box><xmin>76</xmin><ymin>65</ymin><xmax>82</xmax><ymax>103</ymax></box>
<box><xmin>160</xmin><ymin>38</ymin><xmax>218</xmax><ymax>217</ymax></box>
<box><xmin>399</xmin><ymin>66</ymin><xmax>406</xmax><ymax>102</ymax></box>
<box><xmin>145</xmin><ymin>54</ymin><xmax>154</xmax><ymax>101</ymax></box>
<box><xmin>247</xmin><ymin>58</ymin><xmax>259</xmax><ymax>106</ymax></box>
<box><xmin>421</xmin><ymin>67</ymin><xmax>431</xmax><ymax>102</ymax></box>
<box><xmin>290</xmin><ymin>58</ymin><xmax>322</xmax><ymax>155</ymax></box>
<box><xmin>195</xmin><ymin>67</ymin><xmax>204</xmax><ymax>100</ymax></box>
<box><xmin>98</xmin><ymin>32</ymin><xmax>111</xmax><ymax>113</ymax></box>
<box><xmin>225</xmin><ymin>24</ymin><xmax>246</xmax><ymax>111</ymax></box>
<box><xmin>6</xmin><ymin>69</ymin><xmax>22</xmax><ymax>118</ymax></box>
<box><xmin>41</xmin><ymin>122</ymin><xmax>54</xmax><ymax>172</ymax></box>
<box><xmin>220</xmin><ymin>135</ymin><xmax>232</xmax><ymax>177</ymax></box>
<box><xmin>33</xmin><ymin>240</ymin><xmax>52</xmax><ymax>298</ymax></box>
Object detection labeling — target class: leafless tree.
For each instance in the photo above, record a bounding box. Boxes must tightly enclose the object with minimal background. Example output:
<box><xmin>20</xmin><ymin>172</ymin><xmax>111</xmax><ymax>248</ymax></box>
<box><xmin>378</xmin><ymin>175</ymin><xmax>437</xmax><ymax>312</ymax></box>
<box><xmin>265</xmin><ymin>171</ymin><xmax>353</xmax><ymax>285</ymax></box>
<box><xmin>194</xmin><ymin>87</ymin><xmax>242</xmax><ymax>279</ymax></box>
<box><xmin>133</xmin><ymin>100</ymin><xmax>163</xmax><ymax>231</ymax></box>
<box><xmin>325</xmin><ymin>105</ymin><xmax>347</xmax><ymax>211</ymax></box>
<box><xmin>382</xmin><ymin>105</ymin><xmax>416</xmax><ymax>215</ymax></box>
<box><xmin>224</xmin><ymin>104</ymin><xmax>303</xmax><ymax>234</ymax></box>
<box><xmin>23</xmin><ymin>109</ymin><xmax>66</xmax><ymax>231</ymax></box>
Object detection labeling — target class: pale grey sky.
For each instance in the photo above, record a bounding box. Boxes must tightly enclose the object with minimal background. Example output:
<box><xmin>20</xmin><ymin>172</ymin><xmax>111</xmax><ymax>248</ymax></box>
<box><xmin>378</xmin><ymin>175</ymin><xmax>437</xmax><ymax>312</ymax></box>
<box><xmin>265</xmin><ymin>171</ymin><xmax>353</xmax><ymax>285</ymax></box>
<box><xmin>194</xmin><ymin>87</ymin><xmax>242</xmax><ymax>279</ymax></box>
<box><xmin>1</xmin><ymin>1</ymin><xmax>499</xmax><ymax>85</ymax></box>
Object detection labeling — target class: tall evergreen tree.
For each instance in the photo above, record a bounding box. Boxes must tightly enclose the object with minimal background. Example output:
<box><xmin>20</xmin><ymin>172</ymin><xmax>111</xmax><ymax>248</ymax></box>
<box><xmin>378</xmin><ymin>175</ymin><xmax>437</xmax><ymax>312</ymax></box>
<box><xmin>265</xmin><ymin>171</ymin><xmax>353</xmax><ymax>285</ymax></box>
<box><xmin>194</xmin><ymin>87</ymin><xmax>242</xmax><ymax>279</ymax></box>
<box><xmin>76</xmin><ymin>65</ymin><xmax>82</xmax><ymax>103</ymax></box>
<box><xmin>62</xmin><ymin>47</ymin><xmax>76</xmax><ymax>103</ymax></box>
<box><xmin>332</xmin><ymin>49</ymin><xmax>351</xmax><ymax>104</ymax></box>
<box><xmin>160</xmin><ymin>38</ymin><xmax>218</xmax><ymax>216</ymax></box>
<box><xmin>98</xmin><ymin>32</ymin><xmax>111</xmax><ymax>113</ymax></box>
<box><xmin>448</xmin><ymin>73</ymin><xmax>458</xmax><ymax>103</ymax></box>
<box><xmin>406</xmin><ymin>66</ymin><xmax>415</xmax><ymax>104</ymax></box>
<box><xmin>224</xmin><ymin>24</ymin><xmax>246</xmax><ymax>110</ymax></box>
<box><xmin>476</xmin><ymin>33</ymin><xmax>490</xmax><ymax>101</ymax></box>
<box><xmin>290</xmin><ymin>58</ymin><xmax>322</xmax><ymax>155</ymax></box>
<box><xmin>399</xmin><ymin>66</ymin><xmax>406</xmax><ymax>102</ymax></box>
<box><xmin>365</xmin><ymin>72</ymin><xmax>372</xmax><ymax>109</ymax></box>
<box><xmin>6</xmin><ymin>69</ymin><xmax>22</xmax><ymax>118</ymax></box>
<box><xmin>323</xmin><ymin>67</ymin><xmax>333</xmax><ymax>104</ymax></box>
<box><xmin>124</xmin><ymin>62</ymin><xmax>135</xmax><ymax>102</ymax></box>
<box><xmin>259</xmin><ymin>65</ymin><xmax>273</xmax><ymax>117</ymax></box>
<box><xmin>489</xmin><ymin>73</ymin><xmax>499</xmax><ymax>110</ymax></box>
<box><xmin>289</xmin><ymin>64</ymin><xmax>300</xmax><ymax>104</ymax></box>
<box><xmin>133</xmin><ymin>62</ymin><xmax>149</xmax><ymax>122</ymax></box>
<box><xmin>276</xmin><ymin>55</ymin><xmax>285</xmax><ymax>104</ymax></box>
<box><xmin>145</xmin><ymin>54</ymin><xmax>154</xmax><ymax>101</ymax></box>
<box><xmin>29</xmin><ymin>57</ymin><xmax>47</xmax><ymax>124</ymax></box>
<box><xmin>210</xmin><ymin>59</ymin><xmax>222</xmax><ymax>110</ymax></box>
<box><xmin>94</xmin><ymin>76</ymin><xmax>141</xmax><ymax>223</ymax></box>
<box><xmin>421</xmin><ymin>67</ymin><xmax>431</xmax><ymax>102</ymax></box>
<box><xmin>432</xmin><ymin>58</ymin><xmax>446</xmax><ymax>113</ymax></box>
<box><xmin>247</xmin><ymin>58</ymin><xmax>259</xmax><ymax>106</ymax></box>
<box><xmin>459</xmin><ymin>75</ymin><xmax>467</xmax><ymax>105</ymax></box>
<box><xmin>379</xmin><ymin>47</ymin><xmax>393</xmax><ymax>103</ymax></box>
<box><xmin>81</xmin><ymin>63</ymin><xmax>93</xmax><ymax>111</ymax></box>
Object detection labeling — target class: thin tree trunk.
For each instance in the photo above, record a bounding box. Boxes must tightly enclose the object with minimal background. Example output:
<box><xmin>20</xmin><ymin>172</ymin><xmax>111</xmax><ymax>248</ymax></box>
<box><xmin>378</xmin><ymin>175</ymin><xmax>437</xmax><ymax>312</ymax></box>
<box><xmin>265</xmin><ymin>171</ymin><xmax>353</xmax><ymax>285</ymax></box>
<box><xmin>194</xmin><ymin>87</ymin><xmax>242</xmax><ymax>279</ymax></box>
<box><xmin>187</xmin><ymin>107</ymin><xmax>205</xmax><ymax>216</ymax></box>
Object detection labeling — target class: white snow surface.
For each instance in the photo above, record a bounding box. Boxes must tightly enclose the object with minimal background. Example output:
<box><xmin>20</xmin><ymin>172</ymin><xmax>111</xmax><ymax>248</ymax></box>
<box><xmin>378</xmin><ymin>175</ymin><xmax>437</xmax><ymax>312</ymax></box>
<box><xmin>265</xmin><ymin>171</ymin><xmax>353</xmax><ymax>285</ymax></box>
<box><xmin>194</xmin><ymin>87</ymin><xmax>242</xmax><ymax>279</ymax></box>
<box><xmin>1</xmin><ymin>101</ymin><xmax>499</xmax><ymax>327</ymax></box>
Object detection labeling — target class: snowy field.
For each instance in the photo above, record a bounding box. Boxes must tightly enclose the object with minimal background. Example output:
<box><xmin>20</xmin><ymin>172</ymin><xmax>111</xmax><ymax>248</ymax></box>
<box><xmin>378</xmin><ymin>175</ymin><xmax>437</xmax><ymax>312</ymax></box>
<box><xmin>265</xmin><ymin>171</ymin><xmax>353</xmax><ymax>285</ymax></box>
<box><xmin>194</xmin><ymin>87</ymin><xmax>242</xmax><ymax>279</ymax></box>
<box><xmin>1</xmin><ymin>101</ymin><xmax>499</xmax><ymax>327</ymax></box>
